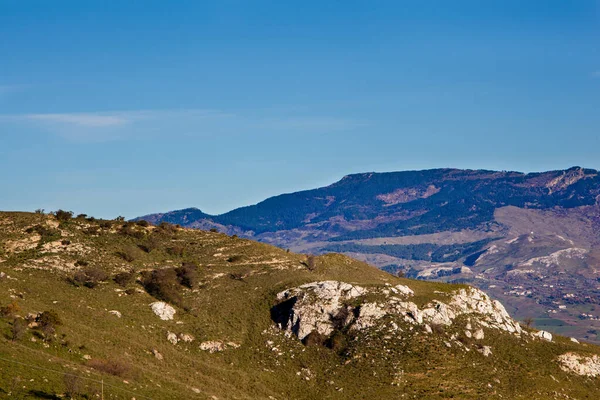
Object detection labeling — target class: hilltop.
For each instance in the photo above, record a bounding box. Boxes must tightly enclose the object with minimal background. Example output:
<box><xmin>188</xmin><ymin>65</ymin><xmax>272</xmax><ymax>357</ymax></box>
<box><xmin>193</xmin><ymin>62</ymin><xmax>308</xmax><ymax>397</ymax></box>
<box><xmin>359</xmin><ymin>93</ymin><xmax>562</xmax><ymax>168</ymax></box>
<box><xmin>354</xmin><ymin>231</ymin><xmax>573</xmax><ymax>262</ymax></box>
<box><xmin>2</xmin><ymin>211</ymin><xmax>600</xmax><ymax>399</ymax></box>
<box><xmin>138</xmin><ymin>167</ymin><xmax>600</xmax><ymax>343</ymax></box>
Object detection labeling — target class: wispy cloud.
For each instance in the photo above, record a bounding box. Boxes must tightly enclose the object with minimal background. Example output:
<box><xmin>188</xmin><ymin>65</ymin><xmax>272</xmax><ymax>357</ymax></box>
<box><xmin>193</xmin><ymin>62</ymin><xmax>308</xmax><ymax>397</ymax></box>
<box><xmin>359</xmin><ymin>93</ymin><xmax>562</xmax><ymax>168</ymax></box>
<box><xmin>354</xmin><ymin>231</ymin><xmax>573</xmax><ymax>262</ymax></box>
<box><xmin>0</xmin><ymin>108</ymin><xmax>367</xmax><ymax>141</ymax></box>
<box><xmin>25</xmin><ymin>113</ymin><xmax>130</xmax><ymax>127</ymax></box>
<box><xmin>0</xmin><ymin>84</ymin><xmax>31</xmax><ymax>96</ymax></box>
<box><xmin>592</xmin><ymin>71</ymin><xmax>600</xmax><ymax>78</ymax></box>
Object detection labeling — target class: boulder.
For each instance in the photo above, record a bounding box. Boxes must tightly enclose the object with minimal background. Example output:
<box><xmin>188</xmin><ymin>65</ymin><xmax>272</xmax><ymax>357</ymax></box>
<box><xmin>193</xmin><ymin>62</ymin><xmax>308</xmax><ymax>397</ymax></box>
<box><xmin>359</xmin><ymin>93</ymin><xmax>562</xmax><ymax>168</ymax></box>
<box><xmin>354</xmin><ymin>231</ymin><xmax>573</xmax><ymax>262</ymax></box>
<box><xmin>536</xmin><ymin>330</ymin><xmax>553</xmax><ymax>342</ymax></box>
<box><xmin>150</xmin><ymin>302</ymin><xmax>176</xmax><ymax>321</ymax></box>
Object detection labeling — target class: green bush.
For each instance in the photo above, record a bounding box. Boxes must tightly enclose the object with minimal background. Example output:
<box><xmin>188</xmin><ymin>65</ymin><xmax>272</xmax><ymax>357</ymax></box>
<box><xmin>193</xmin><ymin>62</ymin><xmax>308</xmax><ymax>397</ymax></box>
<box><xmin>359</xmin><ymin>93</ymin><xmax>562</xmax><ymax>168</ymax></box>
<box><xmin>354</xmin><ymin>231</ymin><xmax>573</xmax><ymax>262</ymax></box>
<box><xmin>175</xmin><ymin>262</ymin><xmax>198</xmax><ymax>288</ymax></box>
<box><xmin>54</xmin><ymin>210</ymin><xmax>73</xmax><ymax>221</ymax></box>
<box><xmin>72</xmin><ymin>266</ymin><xmax>109</xmax><ymax>288</ymax></box>
<box><xmin>141</xmin><ymin>269</ymin><xmax>183</xmax><ymax>307</ymax></box>
<box><xmin>114</xmin><ymin>270</ymin><xmax>136</xmax><ymax>287</ymax></box>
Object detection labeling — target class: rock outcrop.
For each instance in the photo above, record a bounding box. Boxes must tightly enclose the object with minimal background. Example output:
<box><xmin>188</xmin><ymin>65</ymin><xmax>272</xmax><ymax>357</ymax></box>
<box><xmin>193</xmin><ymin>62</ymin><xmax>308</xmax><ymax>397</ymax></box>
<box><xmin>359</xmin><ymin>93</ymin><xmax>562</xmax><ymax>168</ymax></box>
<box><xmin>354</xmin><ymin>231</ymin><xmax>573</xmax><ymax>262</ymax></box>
<box><xmin>150</xmin><ymin>302</ymin><xmax>176</xmax><ymax>321</ymax></box>
<box><xmin>273</xmin><ymin>281</ymin><xmax>521</xmax><ymax>342</ymax></box>
<box><xmin>558</xmin><ymin>353</ymin><xmax>600</xmax><ymax>377</ymax></box>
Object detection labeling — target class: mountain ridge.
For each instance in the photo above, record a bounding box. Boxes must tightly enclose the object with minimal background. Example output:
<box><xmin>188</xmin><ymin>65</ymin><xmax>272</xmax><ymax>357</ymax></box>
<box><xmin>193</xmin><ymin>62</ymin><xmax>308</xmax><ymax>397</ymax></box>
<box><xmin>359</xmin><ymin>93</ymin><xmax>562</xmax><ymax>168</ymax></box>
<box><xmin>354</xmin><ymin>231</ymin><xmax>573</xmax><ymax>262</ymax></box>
<box><xmin>136</xmin><ymin>166</ymin><xmax>600</xmax><ymax>344</ymax></box>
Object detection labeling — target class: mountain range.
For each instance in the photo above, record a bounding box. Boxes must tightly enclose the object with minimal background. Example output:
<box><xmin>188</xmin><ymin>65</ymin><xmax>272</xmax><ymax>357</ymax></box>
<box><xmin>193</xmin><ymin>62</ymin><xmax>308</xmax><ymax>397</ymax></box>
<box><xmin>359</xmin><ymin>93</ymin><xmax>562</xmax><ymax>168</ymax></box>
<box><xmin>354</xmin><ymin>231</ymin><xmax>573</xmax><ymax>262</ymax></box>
<box><xmin>137</xmin><ymin>166</ymin><xmax>600</xmax><ymax>343</ymax></box>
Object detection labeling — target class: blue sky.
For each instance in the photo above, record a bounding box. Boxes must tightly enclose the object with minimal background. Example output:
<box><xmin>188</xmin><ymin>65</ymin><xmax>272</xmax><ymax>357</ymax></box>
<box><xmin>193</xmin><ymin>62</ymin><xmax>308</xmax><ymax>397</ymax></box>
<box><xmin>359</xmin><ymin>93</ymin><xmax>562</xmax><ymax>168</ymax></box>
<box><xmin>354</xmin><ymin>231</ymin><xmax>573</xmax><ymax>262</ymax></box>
<box><xmin>1</xmin><ymin>1</ymin><xmax>599</xmax><ymax>218</ymax></box>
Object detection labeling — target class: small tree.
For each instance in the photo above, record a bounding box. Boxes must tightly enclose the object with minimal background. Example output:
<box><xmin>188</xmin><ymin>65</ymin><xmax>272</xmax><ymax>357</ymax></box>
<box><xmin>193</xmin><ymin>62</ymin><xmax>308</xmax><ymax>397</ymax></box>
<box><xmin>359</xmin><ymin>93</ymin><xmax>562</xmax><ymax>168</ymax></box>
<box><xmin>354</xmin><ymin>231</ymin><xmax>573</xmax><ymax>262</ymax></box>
<box><xmin>38</xmin><ymin>310</ymin><xmax>62</xmax><ymax>338</ymax></box>
<box><xmin>523</xmin><ymin>317</ymin><xmax>534</xmax><ymax>329</ymax></box>
<box><xmin>54</xmin><ymin>210</ymin><xmax>73</xmax><ymax>221</ymax></box>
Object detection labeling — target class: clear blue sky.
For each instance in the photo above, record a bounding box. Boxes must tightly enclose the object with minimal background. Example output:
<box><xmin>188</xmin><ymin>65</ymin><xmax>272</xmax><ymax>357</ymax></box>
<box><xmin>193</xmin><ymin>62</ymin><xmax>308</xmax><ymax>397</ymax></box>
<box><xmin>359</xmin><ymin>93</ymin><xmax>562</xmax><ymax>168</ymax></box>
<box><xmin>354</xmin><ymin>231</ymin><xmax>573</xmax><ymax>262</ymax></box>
<box><xmin>1</xmin><ymin>1</ymin><xmax>599</xmax><ymax>218</ymax></box>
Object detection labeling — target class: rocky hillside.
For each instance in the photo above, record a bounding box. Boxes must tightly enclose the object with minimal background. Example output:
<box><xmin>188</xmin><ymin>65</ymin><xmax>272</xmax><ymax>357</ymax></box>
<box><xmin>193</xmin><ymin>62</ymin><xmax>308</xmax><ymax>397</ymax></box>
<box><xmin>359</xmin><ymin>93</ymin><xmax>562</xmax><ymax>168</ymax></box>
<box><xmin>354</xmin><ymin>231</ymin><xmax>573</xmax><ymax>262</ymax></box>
<box><xmin>2</xmin><ymin>211</ymin><xmax>600</xmax><ymax>399</ymax></box>
<box><xmin>137</xmin><ymin>167</ymin><xmax>600</xmax><ymax>343</ymax></box>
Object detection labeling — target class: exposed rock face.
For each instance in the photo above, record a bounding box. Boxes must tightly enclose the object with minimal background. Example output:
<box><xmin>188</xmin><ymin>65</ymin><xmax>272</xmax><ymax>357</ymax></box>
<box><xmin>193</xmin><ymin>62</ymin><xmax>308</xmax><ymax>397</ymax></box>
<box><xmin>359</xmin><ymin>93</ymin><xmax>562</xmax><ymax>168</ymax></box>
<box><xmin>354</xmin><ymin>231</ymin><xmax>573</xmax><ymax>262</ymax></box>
<box><xmin>273</xmin><ymin>281</ymin><xmax>368</xmax><ymax>340</ymax></box>
<box><xmin>273</xmin><ymin>281</ymin><xmax>521</xmax><ymax>342</ymax></box>
<box><xmin>558</xmin><ymin>353</ymin><xmax>600</xmax><ymax>377</ymax></box>
<box><xmin>150</xmin><ymin>302</ymin><xmax>176</xmax><ymax>320</ymax></box>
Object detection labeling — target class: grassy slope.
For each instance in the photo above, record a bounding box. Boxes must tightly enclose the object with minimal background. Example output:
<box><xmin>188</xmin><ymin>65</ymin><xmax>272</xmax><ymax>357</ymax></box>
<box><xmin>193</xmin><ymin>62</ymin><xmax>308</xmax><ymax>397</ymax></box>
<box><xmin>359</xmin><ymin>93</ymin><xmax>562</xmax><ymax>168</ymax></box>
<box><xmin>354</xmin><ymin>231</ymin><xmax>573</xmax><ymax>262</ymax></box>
<box><xmin>0</xmin><ymin>212</ymin><xmax>600</xmax><ymax>399</ymax></box>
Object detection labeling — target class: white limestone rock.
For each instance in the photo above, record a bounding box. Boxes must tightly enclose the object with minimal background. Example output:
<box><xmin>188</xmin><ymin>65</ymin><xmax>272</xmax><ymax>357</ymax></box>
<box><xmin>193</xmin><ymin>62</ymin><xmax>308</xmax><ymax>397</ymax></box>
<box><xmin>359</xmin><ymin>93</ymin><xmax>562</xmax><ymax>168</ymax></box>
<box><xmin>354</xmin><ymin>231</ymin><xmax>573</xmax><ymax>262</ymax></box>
<box><xmin>200</xmin><ymin>341</ymin><xmax>225</xmax><ymax>353</ymax></box>
<box><xmin>167</xmin><ymin>331</ymin><xmax>178</xmax><ymax>345</ymax></box>
<box><xmin>558</xmin><ymin>353</ymin><xmax>600</xmax><ymax>377</ymax></box>
<box><xmin>274</xmin><ymin>281</ymin><xmax>522</xmax><ymax>344</ymax></box>
<box><xmin>536</xmin><ymin>330</ymin><xmax>553</xmax><ymax>342</ymax></box>
<box><xmin>478</xmin><ymin>346</ymin><xmax>492</xmax><ymax>357</ymax></box>
<box><xmin>150</xmin><ymin>302</ymin><xmax>176</xmax><ymax>321</ymax></box>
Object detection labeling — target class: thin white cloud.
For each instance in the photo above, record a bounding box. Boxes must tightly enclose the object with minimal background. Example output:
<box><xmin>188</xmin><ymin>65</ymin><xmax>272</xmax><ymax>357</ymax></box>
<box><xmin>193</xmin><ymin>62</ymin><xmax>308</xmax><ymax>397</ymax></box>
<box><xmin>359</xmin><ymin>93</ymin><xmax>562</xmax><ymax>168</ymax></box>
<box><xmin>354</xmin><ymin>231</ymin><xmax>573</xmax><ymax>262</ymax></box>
<box><xmin>0</xmin><ymin>108</ymin><xmax>367</xmax><ymax>141</ymax></box>
<box><xmin>25</xmin><ymin>113</ymin><xmax>130</xmax><ymax>127</ymax></box>
<box><xmin>0</xmin><ymin>84</ymin><xmax>31</xmax><ymax>96</ymax></box>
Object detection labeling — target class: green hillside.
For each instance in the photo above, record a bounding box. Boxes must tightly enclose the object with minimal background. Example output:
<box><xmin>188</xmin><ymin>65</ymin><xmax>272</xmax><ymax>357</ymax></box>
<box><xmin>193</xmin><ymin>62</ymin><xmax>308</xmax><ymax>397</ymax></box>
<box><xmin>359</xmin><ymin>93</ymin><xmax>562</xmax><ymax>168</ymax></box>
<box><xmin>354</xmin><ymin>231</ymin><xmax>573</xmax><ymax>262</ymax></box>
<box><xmin>1</xmin><ymin>211</ymin><xmax>600</xmax><ymax>399</ymax></box>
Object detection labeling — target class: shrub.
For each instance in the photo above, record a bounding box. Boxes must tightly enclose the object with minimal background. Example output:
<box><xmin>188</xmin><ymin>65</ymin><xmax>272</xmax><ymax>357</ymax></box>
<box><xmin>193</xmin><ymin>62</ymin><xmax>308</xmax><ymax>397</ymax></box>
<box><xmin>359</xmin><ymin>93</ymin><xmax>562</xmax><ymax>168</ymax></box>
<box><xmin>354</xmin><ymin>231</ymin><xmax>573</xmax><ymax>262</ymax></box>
<box><xmin>76</xmin><ymin>213</ymin><xmax>88</xmax><ymax>219</ymax></box>
<box><xmin>37</xmin><ymin>310</ymin><xmax>61</xmax><ymax>337</ymax></box>
<box><xmin>63</xmin><ymin>374</ymin><xmax>84</xmax><ymax>398</ymax></box>
<box><xmin>141</xmin><ymin>269</ymin><xmax>183</xmax><ymax>306</ymax></box>
<box><xmin>114</xmin><ymin>270</ymin><xmax>136</xmax><ymax>287</ymax></box>
<box><xmin>99</xmin><ymin>220</ymin><xmax>112</xmax><ymax>229</ymax></box>
<box><xmin>209</xmin><ymin>228</ymin><xmax>218</xmax><ymax>233</ymax></box>
<box><xmin>136</xmin><ymin>219</ymin><xmax>149</xmax><ymax>227</ymax></box>
<box><xmin>166</xmin><ymin>245</ymin><xmax>185</xmax><ymax>257</ymax></box>
<box><xmin>87</xmin><ymin>358</ymin><xmax>131</xmax><ymax>377</ymax></box>
<box><xmin>158</xmin><ymin>222</ymin><xmax>178</xmax><ymax>233</ymax></box>
<box><xmin>227</xmin><ymin>255</ymin><xmax>243</xmax><ymax>263</ymax></box>
<box><xmin>74</xmin><ymin>260</ymin><xmax>88</xmax><ymax>267</ymax></box>
<box><xmin>304</xmin><ymin>255</ymin><xmax>317</xmax><ymax>271</ymax></box>
<box><xmin>83</xmin><ymin>226</ymin><xmax>100</xmax><ymax>235</ymax></box>
<box><xmin>0</xmin><ymin>300</ymin><xmax>21</xmax><ymax>318</ymax></box>
<box><xmin>54</xmin><ymin>210</ymin><xmax>73</xmax><ymax>221</ymax></box>
<box><xmin>11</xmin><ymin>318</ymin><xmax>27</xmax><ymax>341</ymax></box>
<box><xmin>120</xmin><ymin>223</ymin><xmax>145</xmax><ymax>239</ymax></box>
<box><xmin>303</xmin><ymin>331</ymin><xmax>327</xmax><ymax>347</ymax></box>
<box><xmin>175</xmin><ymin>262</ymin><xmax>198</xmax><ymax>288</ymax></box>
<box><xmin>73</xmin><ymin>266</ymin><xmax>109</xmax><ymax>288</ymax></box>
<box><xmin>116</xmin><ymin>246</ymin><xmax>138</xmax><ymax>263</ymax></box>
<box><xmin>326</xmin><ymin>330</ymin><xmax>348</xmax><ymax>354</ymax></box>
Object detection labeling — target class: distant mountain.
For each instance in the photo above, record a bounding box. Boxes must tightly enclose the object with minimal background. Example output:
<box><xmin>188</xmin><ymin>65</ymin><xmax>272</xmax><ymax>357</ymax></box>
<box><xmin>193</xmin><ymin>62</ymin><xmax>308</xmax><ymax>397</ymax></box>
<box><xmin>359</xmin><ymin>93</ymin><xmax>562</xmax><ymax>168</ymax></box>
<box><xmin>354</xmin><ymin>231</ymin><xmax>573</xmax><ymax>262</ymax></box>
<box><xmin>137</xmin><ymin>167</ymin><xmax>600</xmax><ymax>342</ymax></box>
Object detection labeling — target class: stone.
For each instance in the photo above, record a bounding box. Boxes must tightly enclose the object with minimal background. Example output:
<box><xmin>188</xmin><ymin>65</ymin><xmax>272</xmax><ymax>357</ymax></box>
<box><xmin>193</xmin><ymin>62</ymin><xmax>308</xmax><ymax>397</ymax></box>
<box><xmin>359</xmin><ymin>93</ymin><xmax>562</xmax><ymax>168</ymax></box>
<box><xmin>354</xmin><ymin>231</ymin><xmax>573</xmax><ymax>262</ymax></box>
<box><xmin>536</xmin><ymin>330</ymin><xmax>553</xmax><ymax>342</ymax></box>
<box><xmin>200</xmin><ymin>341</ymin><xmax>225</xmax><ymax>353</ymax></box>
<box><xmin>152</xmin><ymin>349</ymin><xmax>163</xmax><ymax>360</ymax></box>
<box><xmin>478</xmin><ymin>346</ymin><xmax>492</xmax><ymax>357</ymax></box>
<box><xmin>150</xmin><ymin>302</ymin><xmax>176</xmax><ymax>321</ymax></box>
<box><xmin>167</xmin><ymin>331</ymin><xmax>178</xmax><ymax>345</ymax></box>
<box><xmin>570</xmin><ymin>337</ymin><xmax>580</xmax><ymax>344</ymax></box>
<box><xmin>179</xmin><ymin>333</ymin><xmax>195</xmax><ymax>343</ymax></box>
<box><xmin>473</xmin><ymin>329</ymin><xmax>485</xmax><ymax>340</ymax></box>
<box><xmin>109</xmin><ymin>310</ymin><xmax>122</xmax><ymax>318</ymax></box>
<box><xmin>558</xmin><ymin>353</ymin><xmax>600</xmax><ymax>377</ymax></box>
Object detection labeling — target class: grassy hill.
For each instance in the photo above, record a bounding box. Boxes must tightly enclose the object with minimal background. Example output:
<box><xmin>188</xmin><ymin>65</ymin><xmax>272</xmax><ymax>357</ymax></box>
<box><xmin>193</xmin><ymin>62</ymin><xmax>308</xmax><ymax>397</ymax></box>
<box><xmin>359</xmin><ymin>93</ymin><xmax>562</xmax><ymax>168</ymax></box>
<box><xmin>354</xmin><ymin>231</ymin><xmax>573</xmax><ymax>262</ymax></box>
<box><xmin>2</xmin><ymin>211</ymin><xmax>600</xmax><ymax>399</ymax></box>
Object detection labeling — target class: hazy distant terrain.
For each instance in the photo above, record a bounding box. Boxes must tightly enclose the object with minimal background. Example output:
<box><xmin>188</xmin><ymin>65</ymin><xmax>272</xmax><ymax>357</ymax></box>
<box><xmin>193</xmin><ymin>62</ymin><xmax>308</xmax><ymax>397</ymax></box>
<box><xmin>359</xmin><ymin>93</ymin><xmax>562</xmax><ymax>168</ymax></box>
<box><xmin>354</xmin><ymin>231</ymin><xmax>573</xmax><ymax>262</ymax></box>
<box><xmin>139</xmin><ymin>167</ymin><xmax>600</xmax><ymax>342</ymax></box>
